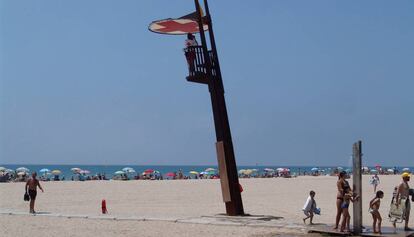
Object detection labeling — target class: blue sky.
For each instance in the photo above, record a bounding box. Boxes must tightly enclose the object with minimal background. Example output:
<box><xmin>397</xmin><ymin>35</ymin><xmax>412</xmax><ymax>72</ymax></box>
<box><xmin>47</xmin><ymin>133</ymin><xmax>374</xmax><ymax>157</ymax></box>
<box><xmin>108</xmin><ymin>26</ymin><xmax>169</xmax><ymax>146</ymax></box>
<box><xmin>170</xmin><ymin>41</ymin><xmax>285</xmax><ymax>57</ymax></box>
<box><xmin>1</xmin><ymin>0</ymin><xmax>413</xmax><ymax>166</ymax></box>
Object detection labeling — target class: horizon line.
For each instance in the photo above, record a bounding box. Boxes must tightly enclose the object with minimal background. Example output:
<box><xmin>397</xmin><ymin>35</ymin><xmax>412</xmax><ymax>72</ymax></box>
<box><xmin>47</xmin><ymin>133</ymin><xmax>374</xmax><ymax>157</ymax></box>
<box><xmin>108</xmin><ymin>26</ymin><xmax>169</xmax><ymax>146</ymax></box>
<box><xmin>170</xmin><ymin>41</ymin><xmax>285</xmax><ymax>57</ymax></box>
<box><xmin>2</xmin><ymin>163</ymin><xmax>411</xmax><ymax>167</ymax></box>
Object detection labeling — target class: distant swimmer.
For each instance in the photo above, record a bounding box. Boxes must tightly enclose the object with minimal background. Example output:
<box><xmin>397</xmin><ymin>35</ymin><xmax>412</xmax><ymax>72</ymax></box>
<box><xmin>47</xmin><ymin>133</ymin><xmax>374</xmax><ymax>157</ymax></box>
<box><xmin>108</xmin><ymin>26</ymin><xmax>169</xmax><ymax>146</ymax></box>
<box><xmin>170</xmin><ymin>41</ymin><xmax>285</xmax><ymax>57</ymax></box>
<box><xmin>25</xmin><ymin>172</ymin><xmax>44</xmax><ymax>214</ymax></box>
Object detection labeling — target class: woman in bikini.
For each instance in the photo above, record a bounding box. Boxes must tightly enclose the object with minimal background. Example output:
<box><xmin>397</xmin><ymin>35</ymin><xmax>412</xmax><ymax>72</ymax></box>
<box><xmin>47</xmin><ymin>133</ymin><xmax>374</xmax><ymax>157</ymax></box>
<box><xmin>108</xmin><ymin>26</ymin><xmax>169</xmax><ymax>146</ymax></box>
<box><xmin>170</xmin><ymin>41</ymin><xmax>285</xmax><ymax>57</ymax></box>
<box><xmin>334</xmin><ymin>171</ymin><xmax>349</xmax><ymax>230</ymax></box>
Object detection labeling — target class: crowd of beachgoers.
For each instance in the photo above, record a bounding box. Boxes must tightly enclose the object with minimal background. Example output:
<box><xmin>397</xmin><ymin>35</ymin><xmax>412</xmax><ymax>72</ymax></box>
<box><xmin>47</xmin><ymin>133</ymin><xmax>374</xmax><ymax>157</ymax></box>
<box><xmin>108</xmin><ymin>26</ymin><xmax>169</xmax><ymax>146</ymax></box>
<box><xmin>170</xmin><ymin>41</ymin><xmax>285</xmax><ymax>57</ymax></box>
<box><xmin>0</xmin><ymin>165</ymin><xmax>411</xmax><ymax>183</ymax></box>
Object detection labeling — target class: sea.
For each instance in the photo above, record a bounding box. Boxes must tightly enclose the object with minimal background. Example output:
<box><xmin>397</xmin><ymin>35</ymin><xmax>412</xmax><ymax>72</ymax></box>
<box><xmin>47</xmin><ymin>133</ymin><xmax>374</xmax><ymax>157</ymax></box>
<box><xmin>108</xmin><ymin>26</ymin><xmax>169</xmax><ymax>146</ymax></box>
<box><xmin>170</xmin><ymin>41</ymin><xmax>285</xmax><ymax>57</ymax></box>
<box><xmin>1</xmin><ymin>164</ymin><xmax>412</xmax><ymax>179</ymax></box>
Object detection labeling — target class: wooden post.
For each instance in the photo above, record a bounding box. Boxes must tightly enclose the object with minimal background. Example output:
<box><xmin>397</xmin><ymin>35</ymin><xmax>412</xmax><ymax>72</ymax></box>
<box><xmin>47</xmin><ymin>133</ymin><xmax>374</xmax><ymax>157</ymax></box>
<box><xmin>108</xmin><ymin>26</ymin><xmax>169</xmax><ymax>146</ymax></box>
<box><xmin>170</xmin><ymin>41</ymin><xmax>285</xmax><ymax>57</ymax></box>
<box><xmin>352</xmin><ymin>141</ymin><xmax>363</xmax><ymax>234</ymax></box>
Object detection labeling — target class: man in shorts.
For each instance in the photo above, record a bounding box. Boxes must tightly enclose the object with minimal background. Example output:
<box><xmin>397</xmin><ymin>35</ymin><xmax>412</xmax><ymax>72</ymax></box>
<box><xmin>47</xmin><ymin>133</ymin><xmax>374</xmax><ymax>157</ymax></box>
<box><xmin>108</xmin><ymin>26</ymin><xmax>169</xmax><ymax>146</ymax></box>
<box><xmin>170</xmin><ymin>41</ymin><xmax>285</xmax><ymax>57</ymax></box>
<box><xmin>25</xmin><ymin>172</ymin><xmax>44</xmax><ymax>213</ymax></box>
<box><xmin>395</xmin><ymin>172</ymin><xmax>411</xmax><ymax>231</ymax></box>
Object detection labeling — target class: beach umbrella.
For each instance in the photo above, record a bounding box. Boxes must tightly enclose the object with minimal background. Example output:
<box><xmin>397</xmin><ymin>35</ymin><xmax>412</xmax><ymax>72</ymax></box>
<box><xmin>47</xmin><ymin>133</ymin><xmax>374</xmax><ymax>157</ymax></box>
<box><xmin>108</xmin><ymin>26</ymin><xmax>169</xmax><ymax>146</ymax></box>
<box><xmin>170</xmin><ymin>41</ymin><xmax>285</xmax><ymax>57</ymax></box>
<box><xmin>114</xmin><ymin>170</ymin><xmax>125</xmax><ymax>175</ymax></box>
<box><xmin>337</xmin><ymin>167</ymin><xmax>343</xmax><ymax>170</ymax></box>
<box><xmin>276</xmin><ymin>168</ymin><xmax>285</xmax><ymax>172</ymax></box>
<box><xmin>16</xmin><ymin>167</ymin><xmax>29</xmax><ymax>173</ymax></box>
<box><xmin>362</xmin><ymin>167</ymin><xmax>369</xmax><ymax>172</ymax></box>
<box><xmin>264</xmin><ymin>168</ymin><xmax>274</xmax><ymax>172</ymax></box>
<box><xmin>311</xmin><ymin>167</ymin><xmax>319</xmax><ymax>172</ymax></box>
<box><xmin>126</xmin><ymin>169</ymin><xmax>136</xmax><ymax>173</ymax></box>
<box><xmin>243</xmin><ymin>169</ymin><xmax>254</xmax><ymax>175</ymax></box>
<box><xmin>207</xmin><ymin>170</ymin><xmax>216</xmax><ymax>175</ymax></box>
<box><xmin>200</xmin><ymin>171</ymin><xmax>208</xmax><ymax>175</ymax></box>
<box><xmin>238</xmin><ymin>169</ymin><xmax>246</xmax><ymax>174</ymax></box>
<box><xmin>165</xmin><ymin>172</ymin><xmax>176</xmax><ymax>177</ymax></box>
<box><xmin>122</xmin><ymin>167</ymin><xmax>134</xmax><ymax>172</ymax></box>
<box><xmin>387</xmin><ymin>168</ymin><xmax>394</xmax><ymax>173</ymax></box>
<box><xmin>39</xmin><ymin>168</ymin><xmax>50</xmax><ymax>173</ymax></box>
<box><xmin>17</xmin><ymin>171</ymin><xmax>27</xmax><ymax>176</ymax></box>
<box><xmin>0</xmin><ymin>167</ymin><xmax>7</xmax><ymax>172</ymax></box>
<box><xmin>80</xmin><ymin>170</ymin><xmax>90</xmax><ymax>174</ymax></box>
<box><xmin>51</xmin><ymin>170</ymin><xmax>62</xmax><ymax>175</ymax></box>
<box><xmin>5</xmin><ymin>169</ymin><xmax>14</xmax><ymax>174</ymax></box>
<box><xmin>71</xmin><ymin>168</ymin><xmax>81</xmax><ymax>173</ymax></box>
<box><xmin>189</xmin><ymin>171</ymin><xmax>199</xmax><ymax>175</ymax></box>
<box><xmin>205</xmin><ymin>168</ymin><xmax>216</xmax><ymax>172</ymax></box>
<box><xmin>402</xmin><ymin>168</ymin><xmax>410</xmax><ymax>172</ymax></box>
<box><xmin>153</xmin><ymin>170</ymin><xmax>160</xmax><ymax>174</ymax></box>
<box><xmin>143</xmin><ymin>169</ymin><xmax>154</xmax><ymax>174</ymax></box>
<box><xmin>370</xmin><ymin>169</ymin><xmax>378</xmax><ymax>174</ymax></box>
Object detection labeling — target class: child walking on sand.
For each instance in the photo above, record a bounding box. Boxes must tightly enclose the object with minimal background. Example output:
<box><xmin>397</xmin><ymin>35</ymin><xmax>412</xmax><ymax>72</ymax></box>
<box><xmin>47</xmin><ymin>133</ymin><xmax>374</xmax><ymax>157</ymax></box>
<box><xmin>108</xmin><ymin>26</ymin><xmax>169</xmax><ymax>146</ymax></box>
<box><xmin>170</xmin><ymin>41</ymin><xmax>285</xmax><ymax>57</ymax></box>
<box><xmin>340</xmin><ymin>187</ymin><xmax>359</xmax><ymax>232</ymax></box>
<box><xmin>369</xmin><ymin>190</ymin><xmax>384</xmax><ymax>234</ymax></box>
<box><xmin>302</xmin><ymin>190</ymin><xmax>320</xmax><ymax>224</ymax></box>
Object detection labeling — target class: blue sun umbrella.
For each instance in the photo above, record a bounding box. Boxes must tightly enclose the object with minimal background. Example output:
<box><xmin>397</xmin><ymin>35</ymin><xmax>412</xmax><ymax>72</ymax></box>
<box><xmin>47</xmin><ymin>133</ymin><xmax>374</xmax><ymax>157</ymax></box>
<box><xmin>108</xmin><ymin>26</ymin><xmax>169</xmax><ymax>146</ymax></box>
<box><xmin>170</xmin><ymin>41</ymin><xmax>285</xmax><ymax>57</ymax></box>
<box><xmin>39</xmin><ymin>168</ymin><xmax>50</xmax><ymax>173</ymax></box>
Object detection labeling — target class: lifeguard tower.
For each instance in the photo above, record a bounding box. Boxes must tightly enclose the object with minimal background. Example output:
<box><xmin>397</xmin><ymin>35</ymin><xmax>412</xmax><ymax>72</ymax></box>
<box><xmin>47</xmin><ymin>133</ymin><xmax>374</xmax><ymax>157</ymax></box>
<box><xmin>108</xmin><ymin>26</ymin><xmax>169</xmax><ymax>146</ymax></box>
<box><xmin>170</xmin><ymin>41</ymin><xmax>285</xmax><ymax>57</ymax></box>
<box><xmin>149</xmin><ymin>0</ymin><xmax>244</xmax><ymax>216</ymax></box>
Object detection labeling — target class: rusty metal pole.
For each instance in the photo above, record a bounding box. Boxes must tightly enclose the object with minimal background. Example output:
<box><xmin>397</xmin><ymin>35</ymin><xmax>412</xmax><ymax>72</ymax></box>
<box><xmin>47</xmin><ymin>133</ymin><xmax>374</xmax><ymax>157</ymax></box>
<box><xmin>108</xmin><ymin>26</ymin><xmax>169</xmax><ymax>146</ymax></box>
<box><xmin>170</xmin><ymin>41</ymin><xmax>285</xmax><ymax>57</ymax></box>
<box><xmin>194</xmin><ymin>0</ymin><xmax>244</xmax><ymax>215</ymax></box>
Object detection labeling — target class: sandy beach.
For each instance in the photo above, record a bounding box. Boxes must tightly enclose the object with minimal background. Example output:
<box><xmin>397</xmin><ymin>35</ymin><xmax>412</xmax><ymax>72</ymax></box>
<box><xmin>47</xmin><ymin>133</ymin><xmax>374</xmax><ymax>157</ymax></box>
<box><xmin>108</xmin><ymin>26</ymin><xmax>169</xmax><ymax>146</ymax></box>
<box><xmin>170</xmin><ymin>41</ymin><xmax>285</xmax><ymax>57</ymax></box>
<box><xmin>1</xmin><ymin>175</ymin><xmax>413</xmax><ymax>236</ymax></box>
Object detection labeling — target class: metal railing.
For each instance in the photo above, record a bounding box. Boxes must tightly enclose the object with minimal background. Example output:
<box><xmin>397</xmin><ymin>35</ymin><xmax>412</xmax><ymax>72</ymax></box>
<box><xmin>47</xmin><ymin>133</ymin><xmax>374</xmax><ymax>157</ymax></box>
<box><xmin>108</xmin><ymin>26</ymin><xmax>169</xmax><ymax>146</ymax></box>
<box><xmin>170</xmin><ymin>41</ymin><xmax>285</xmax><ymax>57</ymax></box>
<box><xmin>184</xmin><ymin>46</ymin><xmax>216</xmax><ymax>78</ymax></box>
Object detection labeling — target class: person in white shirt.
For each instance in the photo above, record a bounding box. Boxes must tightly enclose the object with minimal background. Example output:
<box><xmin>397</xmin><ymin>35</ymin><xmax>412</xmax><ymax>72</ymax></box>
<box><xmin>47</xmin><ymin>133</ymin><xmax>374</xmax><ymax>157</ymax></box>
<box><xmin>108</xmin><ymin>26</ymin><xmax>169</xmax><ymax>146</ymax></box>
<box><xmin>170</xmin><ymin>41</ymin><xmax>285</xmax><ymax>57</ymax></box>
<box><xmin>302</xmin><ymin>190</ymin><xmax>318</xmax><ymax>224</ymax></box>
<box><xmin>370</xmin><ymin>173</ymin><xmax>380</xmax><ymax>193</ymax></box>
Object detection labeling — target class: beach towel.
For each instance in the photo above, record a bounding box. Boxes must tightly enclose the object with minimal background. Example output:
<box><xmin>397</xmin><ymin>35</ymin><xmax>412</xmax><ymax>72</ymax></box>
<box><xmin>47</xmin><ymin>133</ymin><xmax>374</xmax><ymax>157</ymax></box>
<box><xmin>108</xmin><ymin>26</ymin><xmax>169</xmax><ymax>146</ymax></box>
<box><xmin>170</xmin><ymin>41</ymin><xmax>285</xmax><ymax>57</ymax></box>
<box><xmin>302</xmin><ymin>196</ymin><xmax>321</xmax><ymax>216</ymax></box>
<box><xmin>302</xmin><ymin>196</ymin><xmax>313</xmax><ymax>212</ymax></box>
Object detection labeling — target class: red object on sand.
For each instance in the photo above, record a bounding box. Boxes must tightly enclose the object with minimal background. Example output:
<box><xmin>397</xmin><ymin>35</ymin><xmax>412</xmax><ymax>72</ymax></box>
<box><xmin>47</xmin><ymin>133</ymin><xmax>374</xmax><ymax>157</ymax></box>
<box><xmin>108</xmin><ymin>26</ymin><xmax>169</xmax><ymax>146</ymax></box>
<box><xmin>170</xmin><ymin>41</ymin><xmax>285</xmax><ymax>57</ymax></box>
<box><xmin>239</xmin><ymin>184</ymin><xmax>243</xmax><ymax>193</ymax></box>
<box><xmin>101</xmin><ymin>199</ymin><xmax>108</xmax><ymax>214</ymax></box>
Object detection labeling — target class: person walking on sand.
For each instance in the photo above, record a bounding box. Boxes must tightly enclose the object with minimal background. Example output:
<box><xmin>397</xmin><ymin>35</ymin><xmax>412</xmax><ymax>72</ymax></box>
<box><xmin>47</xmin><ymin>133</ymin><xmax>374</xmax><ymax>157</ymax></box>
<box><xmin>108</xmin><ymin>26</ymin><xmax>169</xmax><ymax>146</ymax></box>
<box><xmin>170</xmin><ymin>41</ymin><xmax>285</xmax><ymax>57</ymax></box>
<box><xmin>25</xmin><ymin>172</ymin><xmax>44</xmax><ymax>213</ymax></box>
<box><xmin>369</xmin><ymin>190</ymin><xmax>384</xmax><ymax>234</ymax></box>
<box><xmin>394</xmin><ymin>172</ymin><xmax>412</xmax><ymax>231</ymax></box>
<box><xmin>370</xmin><ymin>173</ymin><xmax>380</xmax><ymax>193</ymax></box>
<box><xmin>302</xmin><ymin>190</ymin><xmax>319</xmax><ymax>225</ymax></box>
<box><xmin>334</xmin><ymin>171</ymin><xmax>350</xmax><ymax>230</ymax></box>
